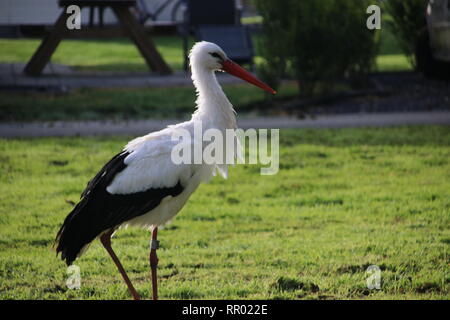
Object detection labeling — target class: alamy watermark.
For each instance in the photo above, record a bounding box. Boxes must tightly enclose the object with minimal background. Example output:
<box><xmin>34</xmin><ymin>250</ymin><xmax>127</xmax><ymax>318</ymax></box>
<box><xmin>366</xmin><ymin>264</ymin><xmax>382</xmax><ymax>290</ymax></box>
<box><xmin>66</xmin><ymin>265</ymin><xmax>81</xmax><ymax>289</ymax></box>
<box><xmin>170</xmin><ymin>122</ymin><xmax>279</xmax><ymax>175</ymax></box>
<box><xmin>66</xmin><ymin>5</ymin><xmax>81</xmax><ymax>30</ymax></box>
<box><xmin>65</xmin><ymin>4</ymin><xmax>382</xmax><ymax>31</ymax></box>
<box><xmin>366</xmin><ymin>4</ymin><xmax>381</xmax><ymax>30</ymax></box>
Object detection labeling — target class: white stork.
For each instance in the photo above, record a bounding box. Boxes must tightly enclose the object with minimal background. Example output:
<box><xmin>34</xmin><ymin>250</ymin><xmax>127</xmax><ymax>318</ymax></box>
<box><xmin>55</xmin><ymin>41</ymin><xmax>276</xmax><ymax>300</ymax></box>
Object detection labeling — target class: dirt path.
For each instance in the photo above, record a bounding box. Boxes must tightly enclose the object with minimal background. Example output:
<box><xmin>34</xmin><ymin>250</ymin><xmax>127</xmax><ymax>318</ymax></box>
<box><xmin>1</xmin><ymin>112</ymin><xmax>449</xmax><ymax>138</ymax></box>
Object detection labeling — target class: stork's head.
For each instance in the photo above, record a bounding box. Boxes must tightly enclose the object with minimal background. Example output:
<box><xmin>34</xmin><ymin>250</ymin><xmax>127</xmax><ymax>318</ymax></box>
<box><xmin>189</xmin><ymin>41</ymin><xmax>276</xmax><ymax>95</ymax></box>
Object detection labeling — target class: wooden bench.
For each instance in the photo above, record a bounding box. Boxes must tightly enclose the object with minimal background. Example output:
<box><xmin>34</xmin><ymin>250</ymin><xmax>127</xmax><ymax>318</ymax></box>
<box><xmin>24</xmin><ymin>0</ymin><xmax>172</xmax><ymax>76</ymax></box>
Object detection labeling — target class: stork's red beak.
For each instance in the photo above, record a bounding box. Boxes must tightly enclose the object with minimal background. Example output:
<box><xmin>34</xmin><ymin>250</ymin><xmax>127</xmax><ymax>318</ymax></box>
<box><xmin>221</xmin><ymin>60</ymin><xmax>276</xmax><ymax>95</ymax></box>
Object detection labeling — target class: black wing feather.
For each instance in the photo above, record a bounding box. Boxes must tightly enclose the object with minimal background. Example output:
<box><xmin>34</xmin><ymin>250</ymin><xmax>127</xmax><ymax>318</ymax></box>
<box><xmin>56</xmin><ymin>150</ymin><xmax>183</xmax><ymax>265</ymax></box>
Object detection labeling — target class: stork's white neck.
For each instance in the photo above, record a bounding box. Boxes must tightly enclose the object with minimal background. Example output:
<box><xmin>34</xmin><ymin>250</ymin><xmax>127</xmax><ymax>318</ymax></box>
<box><xmin>190</xmin><ymin>66</ymin><xmax>237</xmax><ymax>130</ymax></box>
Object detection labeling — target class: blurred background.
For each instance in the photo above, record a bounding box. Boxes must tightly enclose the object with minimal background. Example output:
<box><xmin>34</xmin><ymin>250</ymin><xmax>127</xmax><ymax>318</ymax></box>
<box><xmin>0</xmin><ymin>0</ymin><xmax>448</xmax><ymax>123</ymax></box>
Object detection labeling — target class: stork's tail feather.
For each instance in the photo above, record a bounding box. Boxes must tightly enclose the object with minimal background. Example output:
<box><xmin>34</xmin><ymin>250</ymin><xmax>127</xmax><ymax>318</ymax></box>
<box><xmin>55</xmin><ymin>200</ymin><xmax>99</xmax><ymax>266</ymax></box>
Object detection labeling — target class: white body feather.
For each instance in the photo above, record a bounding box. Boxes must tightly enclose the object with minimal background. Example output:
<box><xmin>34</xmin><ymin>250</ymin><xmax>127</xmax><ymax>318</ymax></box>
<box><xmin>107</xmin><ymin>42</ymin><xmax>237</xmax><ymax>229</ymax></box>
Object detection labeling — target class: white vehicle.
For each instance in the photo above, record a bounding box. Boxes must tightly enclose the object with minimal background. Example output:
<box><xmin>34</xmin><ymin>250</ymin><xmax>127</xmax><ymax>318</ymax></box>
<box><xmin>417</xmin><ymin>0</ymin><xmax>450</xmax><ymax>79</ymax></box>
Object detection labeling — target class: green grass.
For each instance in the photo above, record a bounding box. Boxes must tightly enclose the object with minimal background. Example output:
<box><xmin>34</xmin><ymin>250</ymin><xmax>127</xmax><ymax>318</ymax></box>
<box><xmin>376</xmin><ymin>54</ymin><xmax>412</xmax><ymax>72</ymax></box>
<box><xmin>0</xmin><ymin>25</ymin><xmax>412</xmax><ymax>74</ymax></box>
<box><xmin>0</xmin><ymin>83</ymin><xmax>298</xmax><ymax>121</ymax></box>
<box><xmin>0</xmin><ymin>25</ymin><xmax>413</xmax><ymax>122</ymax></box>
<box><xmin>375</xmin><ymin>13</ymin><xmax>413</xmax><ymax>72</ymax></box>
<box><xmin>376</xmin><ymin>27</ymin><xmax>413</xmax><ymax>72</ymax></box>
<box><xmin>0</xmin><ymin>35</ymin><xmax>299</xmax><ymax>121</ymax></box>
<box><xmin>0</xmin><ymin>126</ymin><xmax>449</xmax><ymax>300</ymax></box>
<box><xmin>0</xmin><ymin>24</ymin><xmax>415</xmax><ymax>122</ymax></box>
<box><xmin>0</xmin><ymin>37</ymin><xmax>188</xmax><ymax>72</ymax></box>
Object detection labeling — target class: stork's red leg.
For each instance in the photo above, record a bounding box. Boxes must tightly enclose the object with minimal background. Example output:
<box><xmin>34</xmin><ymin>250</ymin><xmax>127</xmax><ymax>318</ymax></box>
<box><xmin>100</xmin><ymin>231</ymin><xmax>141</xmax><ymax>300</ymax></box>
<box><xmin>150</xmin><ymin>227</ymin><xmax>159</xmax><ymax>300</ymax></box>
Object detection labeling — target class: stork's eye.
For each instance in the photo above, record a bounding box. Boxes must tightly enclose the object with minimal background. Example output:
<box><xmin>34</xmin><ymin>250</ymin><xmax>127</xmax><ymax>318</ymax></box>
<box><xmin>209</xmin><ymin>52</ymin><xmax>223</xmax><ymax>60</ymax></box>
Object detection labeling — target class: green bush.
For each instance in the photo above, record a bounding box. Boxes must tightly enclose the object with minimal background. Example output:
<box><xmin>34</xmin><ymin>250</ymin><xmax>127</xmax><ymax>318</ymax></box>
<box><xmin>256</xmin><ymin>0</ymin><xmax>378</xmax><ymax>96</ymax></box>
<box><xmin>383</xmin><ymin>0</ymin><xmax>428</xmax><ymax>68</ymax></box>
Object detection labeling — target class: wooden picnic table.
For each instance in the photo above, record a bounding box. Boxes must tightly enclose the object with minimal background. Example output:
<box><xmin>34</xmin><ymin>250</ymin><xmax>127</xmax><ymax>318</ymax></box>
<box><xmin>24</xmin><ymin>0</ymin><xmax>172</xmax><ymax>76</ymax></box>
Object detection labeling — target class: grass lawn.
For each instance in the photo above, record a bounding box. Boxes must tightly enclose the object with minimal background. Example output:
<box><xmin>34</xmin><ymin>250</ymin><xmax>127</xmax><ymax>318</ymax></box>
<box><xmin>0</xmin><ymin>22</ymin><xmax>413</xmax><ymax>122</ymax></box>
<box><xmin>0</xmin><ymin>37</ymin><xmax>188</xmax><ymax>72</ymax></box>
<box><xmin>0</xmin><ymin>35</ymin><xmax>412</xmax><ymax>73</ymax></box>
<box><xmin>0</xmin><ymin>83</ymin><xmax>298</xmax><ymax>121</ymax></box>
<box><xmin>0</xmin><ymin>35</ymin><xmax>300</xmax><ymax>121</ymax></box>
<box><xmin>0</xmin><ymin>19</ymin><xmax>411</xmax><ymax>74</ymax></box>
<box><xmin>376</xmin><ymin>55</ymin><xmax>412</xmax><ymax>72</ymax></box>
<box><xmin>376</xmin><ymin>15</ymin><xmax>413</xmax><ymax>72</ymax></box>
<box><xmin>0</xmin><ymin>126</ymin><xmax>449</xmax><ymax>300</ymax></box>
